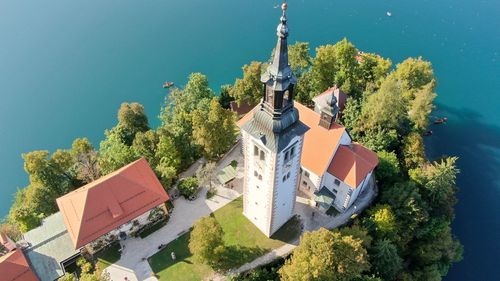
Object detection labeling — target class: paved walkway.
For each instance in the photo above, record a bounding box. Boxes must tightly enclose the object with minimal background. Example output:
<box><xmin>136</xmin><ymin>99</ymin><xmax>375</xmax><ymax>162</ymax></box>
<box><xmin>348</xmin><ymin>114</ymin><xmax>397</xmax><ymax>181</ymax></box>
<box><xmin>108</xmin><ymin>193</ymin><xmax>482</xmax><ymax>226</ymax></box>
<box><xmin>104</xmin><ymin>144</ymin><xmax>244</xmax><ymax>281</ymax></box>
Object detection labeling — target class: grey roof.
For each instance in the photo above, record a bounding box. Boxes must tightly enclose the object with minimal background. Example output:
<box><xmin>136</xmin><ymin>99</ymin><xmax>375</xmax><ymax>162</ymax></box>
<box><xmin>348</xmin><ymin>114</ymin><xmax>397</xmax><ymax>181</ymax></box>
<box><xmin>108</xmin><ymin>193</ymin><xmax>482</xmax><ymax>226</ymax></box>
<box><xmin>217</xmin><ymin>165</ymin><xmax>237</xmax><ymax>184</ymax></box>
<box><xmin>314</xmin><ymin>186</ymin><xmax>336</xmax><ymax>206</ymax></box>
<box><xmin>23</xmin><ymin>212</ymin><xmax>79</xmax><ymax>281</ymax></box>
<box><xmin>241</xmin><ymin>105</ymin><xmax>309</xmax><ymax>151</ymax></box>
<box><xmin>261</xmin><ymin>7</ymin><xmax>297</xmax><ymax>92</ymax></box>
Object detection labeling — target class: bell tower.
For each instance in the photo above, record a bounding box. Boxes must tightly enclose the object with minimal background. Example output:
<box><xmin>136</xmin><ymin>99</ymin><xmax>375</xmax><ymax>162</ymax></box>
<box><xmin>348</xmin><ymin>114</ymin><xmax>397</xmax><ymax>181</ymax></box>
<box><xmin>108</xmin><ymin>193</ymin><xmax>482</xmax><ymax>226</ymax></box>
<box><xmin>240</xmin><ymin>2</ymin><xmax>308</xmax><ymax>237</ymax></box>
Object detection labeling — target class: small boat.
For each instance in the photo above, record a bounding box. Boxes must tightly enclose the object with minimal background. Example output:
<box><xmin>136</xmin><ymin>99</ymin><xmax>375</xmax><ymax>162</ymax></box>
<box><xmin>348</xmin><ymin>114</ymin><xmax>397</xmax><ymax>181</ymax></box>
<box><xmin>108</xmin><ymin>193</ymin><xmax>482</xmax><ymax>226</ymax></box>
<box><xmin>434</xmin><ymin>117</ymin><xmax>448</xmax><ymax>125</ymax></box>
<box><xmin>163</xmin><ymin>81</ymin><xmax>174</xmax><ymax>89</ymax></box>
<box><xmin>386</xmin><ymin>11</ymin><xmax>392</xmax><ymax>17</ymax></box>
<box><xmin>424</xmin><ymin>130</ymin><xmax>433</xmax><ymax>137</ymax></box>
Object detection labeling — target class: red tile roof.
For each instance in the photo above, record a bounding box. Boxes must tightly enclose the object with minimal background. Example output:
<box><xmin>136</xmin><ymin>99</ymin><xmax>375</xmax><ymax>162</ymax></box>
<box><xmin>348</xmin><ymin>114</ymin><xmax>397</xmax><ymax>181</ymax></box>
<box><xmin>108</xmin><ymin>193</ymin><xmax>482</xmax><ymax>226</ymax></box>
<box><xmin>57</xmin><ymin>158</ymin><xmax>169</xmax><ymax>249</ymax></box>
<box><xmin>0</xmin><ymin>250</ymin><xmax>39</xmax><ymax>281</ymax></box>
<box><xmin>327</xmin><ymin>143</ymin><xmax>379</xmax><ymax>188</ymax></box>
<box><xmin>313</xmin><ymin>86</ymin><xmax>347</xmax><ymax>111</ymax></box>
<box><xmin>294</xmin><ymin>102</ymin><xmax>346</xmax><ymax>175</ymax></box>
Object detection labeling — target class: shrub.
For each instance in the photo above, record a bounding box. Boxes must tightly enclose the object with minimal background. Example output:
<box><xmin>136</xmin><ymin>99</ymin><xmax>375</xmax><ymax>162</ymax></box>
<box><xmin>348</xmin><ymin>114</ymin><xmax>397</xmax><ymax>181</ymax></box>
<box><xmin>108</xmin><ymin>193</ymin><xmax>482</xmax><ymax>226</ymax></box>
<box><xmin>177</xmin><ymin>177</ymin><xmax>199</xmax><ymax>198</ymax></box>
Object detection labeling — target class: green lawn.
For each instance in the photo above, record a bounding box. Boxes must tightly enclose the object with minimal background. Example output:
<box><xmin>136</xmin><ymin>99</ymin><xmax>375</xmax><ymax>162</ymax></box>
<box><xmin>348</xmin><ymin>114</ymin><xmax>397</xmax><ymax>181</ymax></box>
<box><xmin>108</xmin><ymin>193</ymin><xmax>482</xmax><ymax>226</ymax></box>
<box><xmin>148</xmin><ymin>197</ymin><xmax>301</xmax><ymax>281</ymax></box>
<box><xmin>95</xmin><ymin>243</ymin><xmax>121</xmax><ymax>272</ymax></box>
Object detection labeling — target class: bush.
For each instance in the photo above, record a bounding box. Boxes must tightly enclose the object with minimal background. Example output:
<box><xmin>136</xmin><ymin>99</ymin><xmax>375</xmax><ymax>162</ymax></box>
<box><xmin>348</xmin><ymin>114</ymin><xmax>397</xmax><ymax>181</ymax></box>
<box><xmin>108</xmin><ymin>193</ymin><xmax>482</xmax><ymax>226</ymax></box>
<box><xmin>178</xmin><ymin>177</ymin><xmax>199</xmax><ymax>198</ymax></box>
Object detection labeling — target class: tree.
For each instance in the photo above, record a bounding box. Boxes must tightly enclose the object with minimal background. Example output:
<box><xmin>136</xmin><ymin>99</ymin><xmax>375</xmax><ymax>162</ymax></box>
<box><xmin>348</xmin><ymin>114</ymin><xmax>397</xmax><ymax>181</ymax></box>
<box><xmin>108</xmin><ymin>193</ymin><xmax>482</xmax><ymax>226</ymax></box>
<box><xmin>0</xmin><ymin>223</ymin><xmax>22</xmax><ymax>241</ymax></box>
<box><xmin>358</xmin><ymin>53</ymin><xmax>392</xmax><ymax>89</ymax></box>
<box><xmin>22</xmin><ymin>150</ymin><xmax>76</xmax><ymax>196</ymax></box>
<box><xmin>192</xmin><ymin>97</ymin><xmax>236</xmax><ymax>159</ymax></box>
<box><xmin>409</xmin><ymin>157</ymin><xmax>459</xmax><ymax>219</ymax></box>
<box><xmin>394</xmin><ymin>57</ymin><xmax>434</xmax><ymax>92</ymax></box>
<box><xmin>357</xmin><ymin>76</ymin><xmax>408</xmax><ymax>135</ymax></box>
<box><xmin>408</xmin><ymin>81</ymin><xmax>436</xmax><ymax>132</ymax></box>
<box><xmin>155</xmin><ymin>132</ymin><xmax>181</xmax><ymax>186</ymax></box>
<box><xmin>132</xmin><ymin>130</ymin><xmax>159</xmax><ymax>167</ymax></box>
<box><xmin>189</xmin><ymin>216</ymin><xmax>225</xmax><ymax>268</ymax></box>
<box><xmin>59</xmin><ymin>274</ymin><xmax>76</xmax><ymax>281</ymax></box>
<box><xmin>370</xmin><ymin>239</ymin><xmax>403</xmax><ymax>280</ymax></box>
<box><xmin>229</xmin><ymin>61</ymin><xmax>263</xmax><ymax>106</ymax></box>
<box><xmin>177</xmin><ymin>177</ymin><xmax>199</xmax><ymax>198</ymax></box>
<box><xmin>279</xmin><ymin>228</ymin><xmax>369</xmax><ymax>281</ymax></box>
<box><xmin>364</xmin><ymin>204</ymin><xmax>397</xmax><ymax>239</ymax></box>
<box><xmin>375</xmin><ymin>151</ymin><xmax>401</xmax><ymax>185</ymax></box>
<box><xmin>311</xmin><ymin>39</ymin><xmax>359</xmax><ymax>96</ymax></box>
<box><xmin>337</xmin><ymin>224</ymin><xmax>373</xmax><ymax>249</ymax></box>
<box><xmin>71</xmin><ymin>138</ymin><xmax>100</xmax><ymax>183</ymax></box>
<box><xmin>401</xmin><ymin>132</ymin><xmax>426</xmax><ymax>170</ymax></box>
<box><xmin>99</xmin><ymin>129</ymin><xmax>138</xmax><ymax>175</ymax></box>
<box><xmin>116</xmin><ymin>102</ymin><xmax>149</xmax><ymax>145</ymax></box>
<box><xmin>196</xmin><ymin>162</ymin><xmax>217</xmax><ymax>189</ymax></box>
<box><xmin>219</xmin><ymin>84</ymin><xmax>234</xmax><ymax>109</ymax></box>
<box><xmin>289</xmin><ymin>41</ymin><xmax>312</xmax><ymax>74</ymax></box>
<box><xmin>380</xmin><ymin>181</ymin><xmax>428</xmax><ymax>249</ymax></box>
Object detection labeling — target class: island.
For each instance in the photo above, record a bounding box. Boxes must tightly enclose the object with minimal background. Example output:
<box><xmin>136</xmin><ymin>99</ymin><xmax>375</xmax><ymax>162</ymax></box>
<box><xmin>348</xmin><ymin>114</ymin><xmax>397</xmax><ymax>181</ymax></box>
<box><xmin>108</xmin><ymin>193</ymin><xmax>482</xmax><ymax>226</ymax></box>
<box><xmin>0</xmin><ymin>2</ymin><xmax>461</xmax><ymax>281</ymax></box>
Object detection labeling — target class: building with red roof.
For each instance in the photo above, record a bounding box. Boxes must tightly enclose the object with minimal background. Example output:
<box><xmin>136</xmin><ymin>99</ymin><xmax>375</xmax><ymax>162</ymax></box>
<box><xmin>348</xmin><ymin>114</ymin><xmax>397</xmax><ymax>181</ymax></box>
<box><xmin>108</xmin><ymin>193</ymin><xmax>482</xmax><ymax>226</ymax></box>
<box><xmin>57</xmin><ymin>157</ymin><xmax>170</xmax><ymax>249</ymax></box>
<box><xmin>0</xmin><ymin>250</ymin><xmax>39</xmax><ymax>281</ymax></box>
<box><xmin>238</xmin><ymin>90</ymin><xmax>378</xmax><ymax>213</ymax></box>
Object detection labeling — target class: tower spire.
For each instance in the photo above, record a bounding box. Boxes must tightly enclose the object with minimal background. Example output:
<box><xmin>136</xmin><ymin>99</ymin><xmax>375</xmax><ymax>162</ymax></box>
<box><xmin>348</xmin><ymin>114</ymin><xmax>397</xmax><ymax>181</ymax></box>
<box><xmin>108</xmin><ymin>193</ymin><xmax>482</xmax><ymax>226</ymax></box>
<box><xmin>258</xmin><ymin>1</ymin><xmax>298</xmax><ymax>132</ymax></box>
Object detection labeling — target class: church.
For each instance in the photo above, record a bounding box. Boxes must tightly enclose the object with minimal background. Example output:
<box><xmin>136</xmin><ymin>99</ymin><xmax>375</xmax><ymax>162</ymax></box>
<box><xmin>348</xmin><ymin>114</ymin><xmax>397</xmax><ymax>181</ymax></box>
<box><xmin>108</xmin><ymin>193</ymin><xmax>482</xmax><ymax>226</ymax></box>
<box><xmin>237</xmin><ymin>2</ymin><xmax>379</xmax><ymax>237</ymax></box>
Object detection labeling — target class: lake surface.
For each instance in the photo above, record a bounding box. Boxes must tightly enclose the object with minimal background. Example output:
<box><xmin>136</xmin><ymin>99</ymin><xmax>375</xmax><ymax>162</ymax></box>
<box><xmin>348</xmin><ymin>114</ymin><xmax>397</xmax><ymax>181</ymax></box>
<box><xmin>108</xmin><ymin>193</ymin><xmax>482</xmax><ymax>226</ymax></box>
<box><xmin>1</xmin><ymin>0</ymin><xmax>498</xmax><ymax>279</ymax></box>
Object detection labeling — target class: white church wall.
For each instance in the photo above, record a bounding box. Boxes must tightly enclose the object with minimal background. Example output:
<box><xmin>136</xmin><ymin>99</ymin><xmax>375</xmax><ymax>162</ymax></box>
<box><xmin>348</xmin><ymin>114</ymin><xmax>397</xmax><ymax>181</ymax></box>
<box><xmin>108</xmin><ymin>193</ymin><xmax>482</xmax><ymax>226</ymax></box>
<box><xmin>270</xmin><ymin>135</ymin><xmax>304</xmax><ymax>235</ymax></box>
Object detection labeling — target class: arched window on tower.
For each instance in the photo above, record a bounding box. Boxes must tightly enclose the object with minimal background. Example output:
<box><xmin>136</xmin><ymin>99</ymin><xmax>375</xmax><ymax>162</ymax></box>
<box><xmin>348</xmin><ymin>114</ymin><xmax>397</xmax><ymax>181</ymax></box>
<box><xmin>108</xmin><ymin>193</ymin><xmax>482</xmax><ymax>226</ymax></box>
<box><xmin>282</xmin><ymin>90</ymin><xmax>290</xmax><ymax>107</ymax></box>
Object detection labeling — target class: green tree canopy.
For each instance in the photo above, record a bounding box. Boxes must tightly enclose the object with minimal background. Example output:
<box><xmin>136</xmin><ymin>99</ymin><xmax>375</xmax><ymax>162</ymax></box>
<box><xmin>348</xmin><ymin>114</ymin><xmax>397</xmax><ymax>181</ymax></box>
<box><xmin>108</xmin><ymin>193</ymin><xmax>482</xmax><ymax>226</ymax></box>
<box><xmin>279</xmin><ymin>228</ymin><xmax>370</xmax><ymax>281</ymax></box>
<box><xmin>132</xmin><ymin>130</ymin><xmax>159</xmax><ymax>167</ymax></box>
<box><xmin>375</xmin><ymin>150</ymin><xmax>401</xmax><ymax>185</ymax></box>
<box><xmin>408</xmin><ymin>81</ymin><xmax>436</xmax><ymax>132</ymax></box>
<box><xmin>117</xmin><ymin>102</ymin><xmax>149</xmax><ymax>145</ymax></box>
<box><xmin>288</xmin><ymin>41</ymin><xmax>312</xmax><ymax>74</ymax></box>
<box><xmin>311</xmin><ymin>39</ymin><xmax>359</xmax><ymax>96</ymax></box>
<box><xmin>189</xmin><ymin>216</ymin><xmax>225</xmax><ymax>268</ymax></box>
<box><xmin>99</xmin><ymin>130</ymin><xmax>138</xmax><ymax>175</ymax></box>
<box><xmin>229</xmin><ymin>61</ymin><xmax>263</xmax><ymax>106</ymax></box>
<box><xmin>192</xmin><ymin>97</ymin><xmax>236</xmax><ymax>159</ymax></box>
<box><xmin>71</xmin><ymin>138</ymin><xmax>100</xmax><ymax>183</ymax></box>
<box><xmin>370</xmin><ymin>239</ymin><xmax>403</xmax><ymax>280</ymax></box>
<box><xmin>394</xmin><ymin>57</ymin><xmax>434</xmax><ymax>92</ymax></box>
<box><xmin>409</xmin><ymin>157</ymin><xmax>459</xmax><ymax>219</ymax></box>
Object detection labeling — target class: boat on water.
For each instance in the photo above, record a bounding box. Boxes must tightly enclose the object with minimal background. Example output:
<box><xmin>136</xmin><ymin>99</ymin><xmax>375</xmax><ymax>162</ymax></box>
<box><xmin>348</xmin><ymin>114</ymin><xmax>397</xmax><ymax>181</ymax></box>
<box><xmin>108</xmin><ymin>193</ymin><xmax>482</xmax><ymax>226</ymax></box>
<box><xmin>163</xmin><ymin>81</ymin><xmax>174</xmax><ymax>89</ymax></box>
<box><xmin>424</xmin><ymin>130</ymin><xmax>433</xmax><ymax>137</ymax></box>
<box><xmin>387</xmin><ymin>11</ymin><xmax>392</xmax><ymax>17</ymax></box>
<box><xmin>434</xmin><ymin>117</ymin><xmax>448</xmax><ymax>124</ymax></box>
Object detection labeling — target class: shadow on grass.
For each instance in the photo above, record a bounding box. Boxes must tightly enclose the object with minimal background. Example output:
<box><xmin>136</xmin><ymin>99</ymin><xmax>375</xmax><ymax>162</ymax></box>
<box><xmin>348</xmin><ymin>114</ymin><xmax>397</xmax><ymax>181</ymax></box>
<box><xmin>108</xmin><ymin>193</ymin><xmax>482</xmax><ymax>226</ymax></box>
<box><xmin>271</xmin><ymin>215</ymin><xmax>303</xmax><ymax>244</ymax></box>
<box><xmin>149</xmin><ymin>232</ymin><xmax>192</xmax><ymax>272</ymax></box>
<box><xmin>217</xmin><ymin>245</ymin><xmax>267</xmax><ymax>270</ymax></box>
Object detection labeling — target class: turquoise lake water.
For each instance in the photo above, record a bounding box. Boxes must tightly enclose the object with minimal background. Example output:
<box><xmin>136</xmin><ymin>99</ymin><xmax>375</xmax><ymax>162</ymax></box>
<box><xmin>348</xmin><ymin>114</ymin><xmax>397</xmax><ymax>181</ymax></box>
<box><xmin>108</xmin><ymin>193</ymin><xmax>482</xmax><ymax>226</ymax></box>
<box><xmin>1</xmin><ymin>0</ymin><xmax>499</xmax><ymax>279</ymax></box>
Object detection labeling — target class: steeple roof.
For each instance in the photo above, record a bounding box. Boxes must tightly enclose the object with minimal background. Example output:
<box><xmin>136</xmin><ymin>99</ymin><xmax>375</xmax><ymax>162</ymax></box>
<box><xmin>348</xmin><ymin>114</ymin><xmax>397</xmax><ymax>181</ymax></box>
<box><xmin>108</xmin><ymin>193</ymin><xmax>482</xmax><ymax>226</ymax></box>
<box><xmin>261</xmin><ymin>2</ymin><xmax>297</xmax><ymax>92</ymax></box>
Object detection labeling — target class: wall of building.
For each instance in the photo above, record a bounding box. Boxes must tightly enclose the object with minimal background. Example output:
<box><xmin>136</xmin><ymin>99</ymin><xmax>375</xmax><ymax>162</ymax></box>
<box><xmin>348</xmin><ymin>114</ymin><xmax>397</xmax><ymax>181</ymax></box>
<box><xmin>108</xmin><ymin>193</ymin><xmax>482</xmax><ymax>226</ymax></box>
<box><xmin>298</xmin><ymin>166</ymin><xmax>322</xmax><ymax>197</ymax></box>
<box><xmin>321</xmin><ymin>172</ymin><xmax>353</xmax><ymax>211</ymax></box>
<box><xmin>270</xmin><ymin>135</ymin><xmax>303</xmax><ymax>235</ymax></box>
<box><xmin>241</xmin><ymin>130</ymin><xmax>274</xmax><ymax>235</ymax></box>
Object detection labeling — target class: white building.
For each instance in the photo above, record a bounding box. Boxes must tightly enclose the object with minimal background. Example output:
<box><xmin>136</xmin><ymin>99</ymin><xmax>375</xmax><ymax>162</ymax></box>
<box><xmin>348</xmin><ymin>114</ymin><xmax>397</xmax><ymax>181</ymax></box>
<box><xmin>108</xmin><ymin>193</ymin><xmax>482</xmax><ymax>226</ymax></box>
<box><xmin>239</xmin><ymin>3</ymin><xmax>308</xmax><ymax>237</ymax></box>
<box><xmin>238</xmin><ymin>3</ymin><xmax>378</xmax><ymax>236</ymax></box>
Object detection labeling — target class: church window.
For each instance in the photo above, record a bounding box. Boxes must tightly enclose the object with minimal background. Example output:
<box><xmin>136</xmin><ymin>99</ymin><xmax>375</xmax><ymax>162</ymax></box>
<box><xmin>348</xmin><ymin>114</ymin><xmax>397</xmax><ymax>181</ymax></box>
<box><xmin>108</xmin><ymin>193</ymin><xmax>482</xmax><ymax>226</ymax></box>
<box><xmin>290</xmin><ymin>146</ymin><xmax>296</xmax><ymax>157</ymax></box>
<box><xmin>258</xmin><ymin>174</ymin><xmax>262</xmax><ymax>180</ymax></box>
<box><xmin>304</xmin><ymin>171</ymin><xmax>310</xmax><ymax>178</ymax></box>
<box><xmin>287</xmin><ymin>172</ymin><xmax>290</xmax><ymax>179</ymax></box>
<box><xmin>255</xmin><ymin>202</ymin><xmax>258</xmax><ymax>205</ymax></box>
<box><xmin>302</xmin><ymin>180</ymin><xmax>307</xmax><ymax>186</ymax></box>
<box><xmin>283</xmin><ymin>90</ymin><xmax>290</xmax><ymax>107</ymax></box>
<box><xmin>334</xmin><ymin>179</ymin><xmax>341</xmax><ymax>186</ymax></box>
<box><xmin>284</xmin><ymin>151</ymin><xmax>289</xmax><ymax>162</ymax></box>
<box><xmin>260</xmin><ymin>150</ymin><xmax>266</xmax><ymax>161</ymax></box>
<box><xmin>254</xmin><ymin>145</ymin><xmax>259</xmax><ymax>156</ymax></box>
<box><xmin>256</xmin><ymin>185</ymin><xmax>260</xmax><ymax>189</ymax></box>
<box><xmin>254</xmin><ymin>171</ymin><xmax>258</xmax><ymax>177</ymax></box>
<box><xmin>282</xmin><ymin>175</ymin><xmax>286</xmax><ymax>182</ymax></box>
